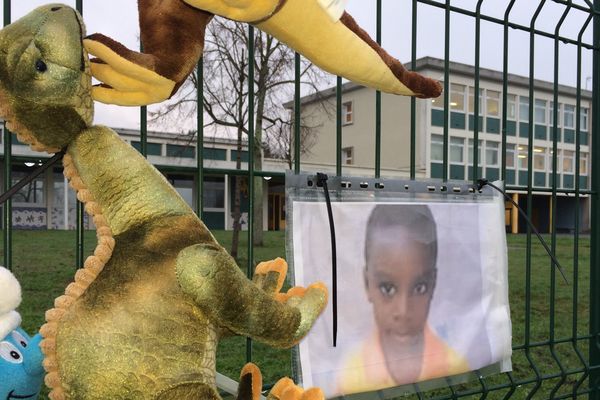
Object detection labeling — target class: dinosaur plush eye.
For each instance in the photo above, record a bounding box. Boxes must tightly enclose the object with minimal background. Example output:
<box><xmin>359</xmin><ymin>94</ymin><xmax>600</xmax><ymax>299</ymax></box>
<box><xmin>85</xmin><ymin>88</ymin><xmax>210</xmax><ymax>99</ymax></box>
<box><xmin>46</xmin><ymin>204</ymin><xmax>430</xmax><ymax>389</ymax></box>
<box><xmin>11</xmin><ymin>330</ymin><xmax>28</xmax><ymax>348</ymax></box>
<box><xmin>35</xmin><ymin>59</ymin><xmax>48</xmax><ymax>72</ymax></box>
<box><xmin>0</xmin><ymin>341</ymin><xmax>23</xmax><ymax>364</ymax></box>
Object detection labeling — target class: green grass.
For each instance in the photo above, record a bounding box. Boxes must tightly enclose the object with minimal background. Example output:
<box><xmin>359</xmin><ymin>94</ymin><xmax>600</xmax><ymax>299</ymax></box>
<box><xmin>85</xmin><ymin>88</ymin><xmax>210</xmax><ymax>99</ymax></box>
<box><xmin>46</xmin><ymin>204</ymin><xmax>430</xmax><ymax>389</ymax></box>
<box><xmin>1</xmin><ymin>230</ymin><xmax>595</xmax><ymax>399</ymax></box>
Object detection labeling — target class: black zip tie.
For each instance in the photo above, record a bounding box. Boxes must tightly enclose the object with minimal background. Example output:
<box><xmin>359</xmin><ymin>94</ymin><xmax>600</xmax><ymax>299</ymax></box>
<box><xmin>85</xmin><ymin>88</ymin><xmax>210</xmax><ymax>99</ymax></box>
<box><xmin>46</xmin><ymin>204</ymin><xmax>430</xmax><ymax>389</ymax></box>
<box><xmin>477</xmin><ymin>178</ymin><xmax>569</xmax><ymax>284</ymax></box>
<box><xmin>316</xmin><ymin>172</ymin><xmax>338</xmax><ymax>347</ymax></box>
<box><xmin>0</xmin><ymin>150</ymin><xmax>65</xmax><ymax>206</ymax></box>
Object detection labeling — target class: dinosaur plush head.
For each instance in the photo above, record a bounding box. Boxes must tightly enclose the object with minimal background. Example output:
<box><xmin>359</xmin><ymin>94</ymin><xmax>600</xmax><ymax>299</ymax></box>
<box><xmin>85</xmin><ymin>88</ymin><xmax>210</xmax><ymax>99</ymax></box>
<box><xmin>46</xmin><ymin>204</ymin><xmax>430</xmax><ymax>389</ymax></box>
<box><xmin>0</xmin><ymin>4</ymin><xmax>93</xmax><ymax>153</ymax></box>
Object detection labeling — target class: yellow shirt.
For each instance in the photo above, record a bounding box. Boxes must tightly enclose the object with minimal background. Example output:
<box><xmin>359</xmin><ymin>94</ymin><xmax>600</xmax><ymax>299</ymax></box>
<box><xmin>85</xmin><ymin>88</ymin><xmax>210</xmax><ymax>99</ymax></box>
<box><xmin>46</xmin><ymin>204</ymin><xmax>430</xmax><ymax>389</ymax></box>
<box><xmin>336</xmin><ymin>324</ymin><xmax>470</xmax><ymax>395</ymax></box>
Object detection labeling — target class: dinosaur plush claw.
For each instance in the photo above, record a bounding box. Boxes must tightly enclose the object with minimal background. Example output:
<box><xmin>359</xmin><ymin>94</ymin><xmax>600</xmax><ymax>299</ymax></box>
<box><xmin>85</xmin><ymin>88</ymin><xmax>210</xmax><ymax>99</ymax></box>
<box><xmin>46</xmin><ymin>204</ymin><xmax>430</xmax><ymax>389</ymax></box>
<box><xmin>253</xmin><ymin>257</ymin><xmax>288</xmax><ymax>295</ymax></box>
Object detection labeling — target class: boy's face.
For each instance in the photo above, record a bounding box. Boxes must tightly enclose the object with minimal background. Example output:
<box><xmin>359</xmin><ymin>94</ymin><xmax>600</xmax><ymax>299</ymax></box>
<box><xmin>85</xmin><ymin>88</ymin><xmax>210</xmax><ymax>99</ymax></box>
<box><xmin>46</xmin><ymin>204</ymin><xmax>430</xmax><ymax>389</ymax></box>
<box><xmin>364</xmin><ymin>229</ymin><xmax>436</xmax><ymax>348</ymax></box>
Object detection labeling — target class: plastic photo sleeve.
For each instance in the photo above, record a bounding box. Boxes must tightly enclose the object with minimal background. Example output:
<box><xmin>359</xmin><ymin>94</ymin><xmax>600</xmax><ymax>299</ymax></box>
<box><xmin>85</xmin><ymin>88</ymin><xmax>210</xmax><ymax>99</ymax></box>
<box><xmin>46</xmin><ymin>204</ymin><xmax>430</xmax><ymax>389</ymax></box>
<box><xmin>286</xmin><ymin>175</ymin><xmax>512</xmax><ymax>399</ymax></box>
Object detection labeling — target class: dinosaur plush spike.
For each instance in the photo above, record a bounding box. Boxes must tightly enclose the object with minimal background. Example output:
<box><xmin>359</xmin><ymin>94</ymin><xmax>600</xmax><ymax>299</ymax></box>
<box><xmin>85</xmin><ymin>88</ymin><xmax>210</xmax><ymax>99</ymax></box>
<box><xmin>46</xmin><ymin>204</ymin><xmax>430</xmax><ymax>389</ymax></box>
<box><xmin>0</xmin><ymin>5</ymin><xmax>327</xmax><ymax>399</ymax></box>
<box><xmin>83</xmin><ymin>0</ymin><xmax>441</xmax><ymax>106</ymax></box>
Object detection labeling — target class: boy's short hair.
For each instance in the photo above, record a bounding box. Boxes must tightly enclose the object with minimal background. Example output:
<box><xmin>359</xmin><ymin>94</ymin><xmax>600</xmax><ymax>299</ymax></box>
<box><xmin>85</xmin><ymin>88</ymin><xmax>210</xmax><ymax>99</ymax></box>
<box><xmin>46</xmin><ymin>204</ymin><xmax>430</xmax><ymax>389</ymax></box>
<box><xmin>365</xmin><ymin>204</ymin><xmax>438</xmax><ymax>269</ymax></box>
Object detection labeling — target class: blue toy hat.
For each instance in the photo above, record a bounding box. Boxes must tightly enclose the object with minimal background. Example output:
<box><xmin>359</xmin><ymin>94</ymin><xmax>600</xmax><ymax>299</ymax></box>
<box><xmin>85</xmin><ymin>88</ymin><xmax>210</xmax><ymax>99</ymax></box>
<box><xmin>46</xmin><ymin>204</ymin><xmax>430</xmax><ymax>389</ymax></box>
<box><xmin>0</xmin><ymin>266</ymin><xmax>22</xmax><ymax>340</ymax></box>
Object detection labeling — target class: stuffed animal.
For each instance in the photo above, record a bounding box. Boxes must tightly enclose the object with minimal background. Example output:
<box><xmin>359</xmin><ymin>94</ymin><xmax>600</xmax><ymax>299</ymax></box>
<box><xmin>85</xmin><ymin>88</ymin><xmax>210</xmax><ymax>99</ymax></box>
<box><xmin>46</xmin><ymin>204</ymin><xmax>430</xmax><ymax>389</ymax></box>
<box><xmin>83</xmin><ymin>0</ymin><xmax>442</xmax><ymax>106</ymax></box>
<box><xmin>0</xmin><ymin>267</ymin><xmax>45</xmax><ymax>400</ymax></box>
<box><xmin>0</xmin><ymin>5</ymin><xmax>327</xmax><ymax>400</ymax></box>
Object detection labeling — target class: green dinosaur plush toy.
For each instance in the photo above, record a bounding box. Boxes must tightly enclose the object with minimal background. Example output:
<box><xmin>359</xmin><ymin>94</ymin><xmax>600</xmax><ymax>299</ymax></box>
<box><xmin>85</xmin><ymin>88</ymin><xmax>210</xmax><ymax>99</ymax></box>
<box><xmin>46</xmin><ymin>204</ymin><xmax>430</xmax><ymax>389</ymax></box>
<box><xmin>83</xmin><ymin>0</ymin><xmax>442</xmax><ymax>106</ymax></box>
<box><xmin>0</xmin><ymin>5</ymin><xmax>327</xmax><ymax>400</ymax></box>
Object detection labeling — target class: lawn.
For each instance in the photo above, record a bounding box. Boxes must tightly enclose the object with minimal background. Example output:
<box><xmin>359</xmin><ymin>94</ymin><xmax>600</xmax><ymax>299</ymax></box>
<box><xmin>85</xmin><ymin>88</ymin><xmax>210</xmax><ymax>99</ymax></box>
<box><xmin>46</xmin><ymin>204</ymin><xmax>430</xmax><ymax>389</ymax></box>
<box><xmin>1</xmin><ymin>230</ymin><xmax>594</xmax><ymax>399</ymax></box>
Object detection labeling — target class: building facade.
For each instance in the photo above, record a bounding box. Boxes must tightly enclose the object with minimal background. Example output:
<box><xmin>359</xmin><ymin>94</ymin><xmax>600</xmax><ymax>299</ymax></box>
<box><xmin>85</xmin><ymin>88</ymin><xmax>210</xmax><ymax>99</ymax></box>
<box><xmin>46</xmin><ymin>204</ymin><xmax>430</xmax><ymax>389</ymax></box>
<box><xmin>0</xmin><ymin>126</ymin><xmax>288</xmax><ymax>231</ymax></box>
<box><xmin>296</xmin><ymin>57</ymin><xmax>591</xmax><ymax>233</ymax></box>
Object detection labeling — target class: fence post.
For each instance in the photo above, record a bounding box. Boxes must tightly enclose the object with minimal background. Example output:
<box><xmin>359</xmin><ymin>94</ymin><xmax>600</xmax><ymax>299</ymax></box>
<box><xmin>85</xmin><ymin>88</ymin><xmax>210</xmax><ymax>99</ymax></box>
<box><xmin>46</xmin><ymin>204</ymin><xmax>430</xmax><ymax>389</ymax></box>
<box><xmin>590</xmin><ymin>1</ymin><xmax>600</xmax><ymax>397</ymax></box>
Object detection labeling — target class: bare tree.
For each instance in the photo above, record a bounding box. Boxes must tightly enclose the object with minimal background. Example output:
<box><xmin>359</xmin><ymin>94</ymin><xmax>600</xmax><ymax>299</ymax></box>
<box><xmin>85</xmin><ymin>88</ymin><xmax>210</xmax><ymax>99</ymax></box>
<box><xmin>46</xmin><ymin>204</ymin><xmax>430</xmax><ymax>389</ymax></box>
<box><xmin>150</xmin><ymin>17</ymin><xmax>329</xmax><ymax>247</ymax></box>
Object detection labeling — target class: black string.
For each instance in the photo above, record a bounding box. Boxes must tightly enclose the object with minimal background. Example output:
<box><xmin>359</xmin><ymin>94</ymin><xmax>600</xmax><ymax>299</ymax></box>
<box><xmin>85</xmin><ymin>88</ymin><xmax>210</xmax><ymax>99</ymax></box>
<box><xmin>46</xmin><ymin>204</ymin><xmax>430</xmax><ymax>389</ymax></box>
<box><xmin>477</xmin><ymin>178</ymin><xmax>568</xmax><ymax>284</ymax></box>
<box><xmin>316</xmin><ymin>173</ymin><xmax>338</xmax><ymax>347</ymax></box>
<box><xmin>0</xmin><ymin>151</ymin><xmax>65</xmax><ymax>206</ymax></box>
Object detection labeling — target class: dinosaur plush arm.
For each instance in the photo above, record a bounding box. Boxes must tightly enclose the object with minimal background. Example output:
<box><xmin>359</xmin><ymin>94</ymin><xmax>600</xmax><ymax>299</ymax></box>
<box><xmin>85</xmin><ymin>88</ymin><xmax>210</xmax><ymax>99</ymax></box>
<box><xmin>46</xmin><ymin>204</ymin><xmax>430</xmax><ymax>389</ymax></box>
<box><xmin>176</xmin><ymin>244</ymin><xmax>327</xmax><ymax>348</ymax></box>
<box><xmin>83</xmin><ymin>0</ymin><xmax>212</xmax><ymax>105</ymax></box>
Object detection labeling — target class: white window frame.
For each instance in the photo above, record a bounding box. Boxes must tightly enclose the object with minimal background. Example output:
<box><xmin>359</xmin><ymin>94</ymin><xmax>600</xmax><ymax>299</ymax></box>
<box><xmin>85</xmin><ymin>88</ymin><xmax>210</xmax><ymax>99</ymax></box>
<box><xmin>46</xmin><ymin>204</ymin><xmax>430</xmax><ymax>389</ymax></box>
<box><xmin>342</xmin><ymin>101</ymin><xmax>353</xmax><ymax>126</ymax></box>
<box><xmin>485</xmin><ymin>141</ymin><xmax>500</xmax><ymax>167</ymax></box>
<box><xmin>450</xmin><ymin>137</ymin><xmax>465</xmax><ymax>164</ymax></box>
<box><xmin>534</xmin><ymin>99</ymin><xmax>547</xmax><ymax>125</ymax></box>
<box><xmin>450</xmin><ymin>83</ymin><xmax>466</xmax><ymax>112</ymax></box>
<box><xmin>563</xmin><ymin>104</ymin><xmax>575</xmax><ymax>129</ymax></box>
<box><xmin>430</xmin><ymin>134</ymin><xmax>444</xmax><ymax>162</ymax></box>
<box><xmin>342</xmin><ymin>146</ymin><xmax>354</xmax><ymax>165</ymax></box>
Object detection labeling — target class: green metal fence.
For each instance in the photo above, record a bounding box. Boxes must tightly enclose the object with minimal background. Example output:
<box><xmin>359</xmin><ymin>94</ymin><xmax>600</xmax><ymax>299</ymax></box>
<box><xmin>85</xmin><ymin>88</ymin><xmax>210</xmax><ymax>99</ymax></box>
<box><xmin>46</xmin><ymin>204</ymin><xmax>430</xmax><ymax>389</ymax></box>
<box><xmin>2</xmin><ymin>0</ymin><xmax>600</xmax><ymax>399</ymax></box>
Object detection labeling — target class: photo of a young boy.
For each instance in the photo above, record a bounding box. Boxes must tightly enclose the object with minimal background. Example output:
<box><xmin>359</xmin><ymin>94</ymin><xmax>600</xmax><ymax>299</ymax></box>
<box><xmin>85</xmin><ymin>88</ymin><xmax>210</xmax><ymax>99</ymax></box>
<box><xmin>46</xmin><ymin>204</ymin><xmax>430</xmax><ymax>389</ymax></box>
<box><xmin>291</xmin><ymin>199</ymin><xmax>511</xmax><ymax>398</ymax></box>
<box><xmin>336</xmin><ymin>204</ymin><xmax>469</xmax><ymax>394</ymax></box>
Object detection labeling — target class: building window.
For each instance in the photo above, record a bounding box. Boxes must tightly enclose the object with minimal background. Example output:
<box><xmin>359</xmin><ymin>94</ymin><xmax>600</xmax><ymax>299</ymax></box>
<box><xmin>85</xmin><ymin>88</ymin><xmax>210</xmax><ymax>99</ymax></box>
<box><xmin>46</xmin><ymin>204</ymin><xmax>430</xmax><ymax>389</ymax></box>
<box><xmin>131</xmin><ymin>141</ymin><xmax>163</xmax><ymax>156</ymax></box>
<box><xmin>550</xmin><ymin>102</ymin><xmax>561</xmax><ymax>126</ymax></box>
<box><xmin>450</xmin><ymin>84</ymin><xmax>466</xmax><ymax>111</ymax></box>
<box><xmin>431</xmin><ymin>134</ymin><xmax>443</xmax><ymax>161</ymax></box>
<box><xmin>563</xmin><ymin>104</ymin><xmax>575</xmax><ymax>129</ymax></box>
<box><xmin>518</xmin><ymin>145</ymin><xmax>528</xmax><ymax>169</ymax></box>
<box><xmin>167</xmin><ymin>144</ymin><xmax>196</xmax><ymax>158</ymax></box>
<box><xmin>231</xmin><ymin>150</ymin><xmax>249</xmax><ymax>162</ymax></box>
<box><xmin>468</xmin><ymin>87</ymin><xmax>483</xmax><ymax>114</ymax></box>
<box><xmin>506</xmin><ymin>144</ymin><xmax>516</xmax><ymax>168</ymax></box>
<box><xmin>468</xmin><ymin>139</ymin><xmax>483</xmax><ymax>164</ymax></box>
<box><xmin>581</xmin><ymin>107</ymin><xmax>589</xmax><ymax>131</ymax></box>
<box><xmin>486</xmin><ymin>141</ymin><xmax>499</xmax><ymax>167</ymax></box>
<box><xmin>342</xmin><ymin>101</ymin><xmax>353</xmax><ymax>125</ymax></box>
<box><xmin>519</xmin><ymin>96</ymin><xmax>530</xmax><ymax>122</ymax></box>
<box><xmin>562</xmin><ymin>150</ymin><xmax>574</xmax><ymax>173</ymax></box>
<box><xmin>486</xmin><ymin>90</ymin><xmax>500</xmax><ymax>117</ymax></box>
<box><xmin>203</xmin><ymin>147</ymin><xmax>227</xmax><ymax>161</ymax></box>
<box><xmin>203</xmin><ymin>177</ymin><xmax>225</xmax><ymax>209</ymax></box>
<box><xmin>533</xmin><ymin>147</ymin><xmax>546</xmax><ymax>170</ymax></box>
<box><xmin>342</xmin><ymin>147</ymin><xmax>354</xmax><ymax>165</ymax></box>
<box><xmin>580</xmin><ymin>153</ymin><xmax>588</xmax><ymax>175</ymax></box>
<box><xmin>450</xmin><ymin>137</ymin><xmax>464</xmax><ymax>163</ymax></box>
<box><xmin>12</xmin><ymin>171</ymin><xmax>44</xmax><ymax>205</ymax></box>
<box><xmin>534</xmin><ymin>99</ymin><xmax>547</xmax><ymax>124</ymax></box>
<box><xmin>507</xmin><ymin>94</ymin><xmax>517</xmax><ymax>120</ymax></box>
<box><xmin>431</xmin><ymin>83</ymin><xmax>445</xmax><ymax>109</ymax></box>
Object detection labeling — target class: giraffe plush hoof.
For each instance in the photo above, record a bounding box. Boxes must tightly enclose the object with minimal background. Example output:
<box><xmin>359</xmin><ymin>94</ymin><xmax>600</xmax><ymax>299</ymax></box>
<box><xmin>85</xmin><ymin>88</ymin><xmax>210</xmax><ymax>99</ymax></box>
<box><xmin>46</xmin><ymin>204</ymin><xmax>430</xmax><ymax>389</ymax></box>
<box><xmin>267</xmin><ymin>377</ymin><xmax>324</xmax><ymax>400</ymax></box>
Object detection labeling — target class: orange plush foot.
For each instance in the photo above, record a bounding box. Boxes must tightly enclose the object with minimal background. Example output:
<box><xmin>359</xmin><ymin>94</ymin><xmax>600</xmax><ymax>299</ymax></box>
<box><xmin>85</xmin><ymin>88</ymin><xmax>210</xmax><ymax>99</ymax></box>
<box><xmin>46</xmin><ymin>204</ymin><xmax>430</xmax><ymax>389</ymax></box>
<box><xmin>237</xmin><ymin>363</ymin><xmax>263</xmax><ymax>400</ymax></box>
<box><xmin>267</xmin><ymin>377</ymin><xmax>324</xmax><ymax>400</ymax></box>
<box><xmin>253</xmin><ymin>257</ymin><xmax>288</xmax><ymax>296</ymax></box>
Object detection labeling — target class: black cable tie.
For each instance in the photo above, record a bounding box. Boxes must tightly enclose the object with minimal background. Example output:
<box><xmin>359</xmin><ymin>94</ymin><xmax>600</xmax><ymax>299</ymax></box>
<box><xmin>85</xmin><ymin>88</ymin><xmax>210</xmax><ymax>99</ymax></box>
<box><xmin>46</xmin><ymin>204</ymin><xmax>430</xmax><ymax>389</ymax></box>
<box><xmin>477</xmin><ymin>178</ymin><xmax>569</xmax><ymax>284</ymax></box>
<box><xmin>316</xmin><ymin>172</ymin><xmax>338</xmax><ymax>347</ymax></box>
<box><xmin>0</xmin><ymin>150</ymin><xmax>66</xmax><ymax>206</ymax></box>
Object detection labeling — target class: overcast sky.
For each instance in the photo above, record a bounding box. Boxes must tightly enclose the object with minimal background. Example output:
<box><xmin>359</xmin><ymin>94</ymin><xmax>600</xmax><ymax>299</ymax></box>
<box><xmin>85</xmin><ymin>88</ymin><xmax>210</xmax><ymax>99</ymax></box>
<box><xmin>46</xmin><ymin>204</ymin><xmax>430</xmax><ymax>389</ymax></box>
<box><xmin>4</xmin><ymin>1</ymin><xmax>595</xmax><ymax>132</ymax></box>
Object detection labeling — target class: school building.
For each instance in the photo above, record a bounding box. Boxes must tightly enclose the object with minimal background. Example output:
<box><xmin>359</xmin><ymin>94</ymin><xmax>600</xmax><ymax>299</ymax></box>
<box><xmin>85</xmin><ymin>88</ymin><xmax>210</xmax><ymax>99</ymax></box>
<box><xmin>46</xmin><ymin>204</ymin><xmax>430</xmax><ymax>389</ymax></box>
<box><xmin>294</xmin><ymin>56</ymin><xmax>591</xmax><ymax>234</ymax></box>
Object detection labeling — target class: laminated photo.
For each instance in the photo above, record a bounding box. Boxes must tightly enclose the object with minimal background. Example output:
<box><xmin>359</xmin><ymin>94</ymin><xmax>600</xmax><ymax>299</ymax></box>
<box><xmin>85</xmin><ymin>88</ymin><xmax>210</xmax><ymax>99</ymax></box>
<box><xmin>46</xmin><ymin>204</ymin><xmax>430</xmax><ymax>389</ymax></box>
<box><xmin>291</xmin><ymin>198</ymin><xmax>512</xmax><ymax>398</ymax></box>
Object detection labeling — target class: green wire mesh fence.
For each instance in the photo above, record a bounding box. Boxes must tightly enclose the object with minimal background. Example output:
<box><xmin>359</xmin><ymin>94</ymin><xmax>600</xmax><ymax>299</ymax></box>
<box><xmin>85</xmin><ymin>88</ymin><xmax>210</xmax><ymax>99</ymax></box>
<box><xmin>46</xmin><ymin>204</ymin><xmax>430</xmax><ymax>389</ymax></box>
<box><xmin>1</xmin><ymin>0</ymin><xmax>600</xmax><ymax>399</ymax></box>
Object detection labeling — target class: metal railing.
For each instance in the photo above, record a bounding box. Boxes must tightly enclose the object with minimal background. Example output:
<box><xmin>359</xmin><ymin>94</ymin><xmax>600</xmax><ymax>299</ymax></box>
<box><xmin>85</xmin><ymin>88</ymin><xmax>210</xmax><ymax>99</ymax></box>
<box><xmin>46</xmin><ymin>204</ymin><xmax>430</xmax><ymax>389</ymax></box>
<box><xmin>1</xmin><ymin>1</ymin><xmax>600</xmax><ymax>399</ymax></box>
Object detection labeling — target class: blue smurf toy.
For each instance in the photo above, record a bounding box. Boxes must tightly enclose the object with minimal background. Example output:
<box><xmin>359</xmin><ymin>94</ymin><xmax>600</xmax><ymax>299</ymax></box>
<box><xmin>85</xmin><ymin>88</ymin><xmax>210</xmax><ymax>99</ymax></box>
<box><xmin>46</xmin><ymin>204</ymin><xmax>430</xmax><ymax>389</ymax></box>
<box><xmin>0</xmin><ymin>267</ymin><xmax>44</xmax><ymax>400</ymax></box>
